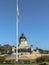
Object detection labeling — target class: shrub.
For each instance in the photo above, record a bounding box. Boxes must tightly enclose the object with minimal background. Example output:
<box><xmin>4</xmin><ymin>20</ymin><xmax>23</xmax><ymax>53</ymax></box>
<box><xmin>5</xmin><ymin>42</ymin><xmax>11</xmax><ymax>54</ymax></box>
<box><xmin>5</xmin><ymin>59</ymin><xmax>16</xmax><ymax>63</ymax></box>
<box><xmin>18</xmin><ymin>59</ymin><xmax>35</xmax><ymax>64</ymax></box>
<box><xmin>39</xmin><ymin>62</ymin><xmax>48</xmax><ymax>65</ymax></box>
<box><xmin>36</xmin><ymin>56</ymin><xmax>49</xmax><ymax>63</ymax></box>
<box><xmin>0</xmin><ymin>56</ymin><xmax>5</xmax><ymax>63</ymax></box>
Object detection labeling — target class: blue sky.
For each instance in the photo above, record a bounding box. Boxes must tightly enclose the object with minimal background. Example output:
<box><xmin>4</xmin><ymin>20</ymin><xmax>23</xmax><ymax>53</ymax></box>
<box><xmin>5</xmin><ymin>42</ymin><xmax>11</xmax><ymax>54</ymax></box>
<box><xmin>0</xmin><ymin>0</ymin><xmax>49</xmax><ymax>50</ymax></box>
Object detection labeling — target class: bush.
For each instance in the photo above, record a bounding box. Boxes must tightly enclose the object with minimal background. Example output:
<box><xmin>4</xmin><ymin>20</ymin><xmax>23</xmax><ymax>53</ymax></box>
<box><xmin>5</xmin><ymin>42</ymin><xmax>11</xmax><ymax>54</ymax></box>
<box><xmin>0</xmin><ymin>56</ymin><xmax>5</xmax><ymax>63</ymax></box>
<box><xmin>5</xmin><ymin>59</ymin><xmax>16</xmax><ymax>63</ymax></box>
<box><xmin>36</xmin><ymin>57</ymin><xmax>44</xmax><ymax>63</ymax></box>
<box><xmin>18</xmin><ymin>59</ymin><xmax>35</xmax><ymax>64</ymax></box>
<box><xmin>39</xmin><ymin>62</ymin><xmax>48</xmax><ymax>65</ymax></box>
<box><xmin>36</xmin><ymin>56</ymin><xmax>49</xmax><ymax>63</ymax></box>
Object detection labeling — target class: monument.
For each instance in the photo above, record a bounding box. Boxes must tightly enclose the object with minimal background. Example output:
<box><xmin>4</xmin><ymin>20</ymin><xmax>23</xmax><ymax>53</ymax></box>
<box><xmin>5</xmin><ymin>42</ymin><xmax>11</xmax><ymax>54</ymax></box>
<box><xmin>18</xmin><ymin>33</ymin><xmax>28</xmax><ymax>49</ymax></box>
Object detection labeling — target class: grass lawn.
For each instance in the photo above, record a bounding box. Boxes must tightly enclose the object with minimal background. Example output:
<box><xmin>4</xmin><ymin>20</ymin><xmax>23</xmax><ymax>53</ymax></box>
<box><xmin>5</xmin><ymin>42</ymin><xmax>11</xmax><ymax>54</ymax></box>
<box><xmin>0</xmin><ymin>62</ymin><xmax>49</xmax><ymax>65</ymax></box>
<box><xmin>0</xmin><ymin>63</ymin><xmax>38</xmax><ymax>65</ymax></box>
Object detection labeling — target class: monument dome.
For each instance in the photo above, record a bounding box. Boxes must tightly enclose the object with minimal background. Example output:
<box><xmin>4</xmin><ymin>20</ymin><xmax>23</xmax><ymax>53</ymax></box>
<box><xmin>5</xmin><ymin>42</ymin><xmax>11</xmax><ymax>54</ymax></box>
<box><xmin>18</xmin><ymin>33</ymin><xmax>28</xmax><ymax>49</ymax></box>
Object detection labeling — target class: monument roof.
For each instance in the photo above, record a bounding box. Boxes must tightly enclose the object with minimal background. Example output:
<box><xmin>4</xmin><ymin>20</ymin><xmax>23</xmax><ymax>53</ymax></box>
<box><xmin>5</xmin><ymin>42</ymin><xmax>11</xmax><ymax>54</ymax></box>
<box><xmin>19</xmin><ymin>33</ymin><xmax>27</xmax><ymax>40</ymax></box>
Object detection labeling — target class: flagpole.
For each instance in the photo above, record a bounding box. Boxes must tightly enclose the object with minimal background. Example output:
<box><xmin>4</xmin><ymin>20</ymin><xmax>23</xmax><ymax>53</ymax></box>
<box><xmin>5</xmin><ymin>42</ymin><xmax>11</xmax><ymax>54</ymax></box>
<box><xmin>16</xmin><ymin>0</ymin><xmax>19</xmax><ymax>62</ymax></box>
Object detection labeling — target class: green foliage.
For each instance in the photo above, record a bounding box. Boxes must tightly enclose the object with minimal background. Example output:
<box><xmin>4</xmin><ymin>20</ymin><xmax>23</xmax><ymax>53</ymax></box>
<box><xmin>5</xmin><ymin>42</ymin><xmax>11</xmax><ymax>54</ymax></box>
<box><xmin>39</xmin><ymin>62</ymin><xmax>48</xmax><ymax>65</ymax></box>
<box><xmin>0</xmin><ymin>56</ymin><xmax>5</xmax><ymax>63</ymax></box>
<box><xmin>36</xmin><ymin>56</ymin><xmax>49</xmax><ymax>63</ymax></box>
<box><xmin>38</xmin><ymin>49</ymin><xmax>49</xmax><ymax>54</ymax></box>
<box><xmin>18</xmin><ymin>59</ymin><xmax>36</xmax><ymax>64</ymax></box>
<box><xmin>5</xmin><ymin>59</ymin><xmax>16</xmax><ymax>64</ymax></box>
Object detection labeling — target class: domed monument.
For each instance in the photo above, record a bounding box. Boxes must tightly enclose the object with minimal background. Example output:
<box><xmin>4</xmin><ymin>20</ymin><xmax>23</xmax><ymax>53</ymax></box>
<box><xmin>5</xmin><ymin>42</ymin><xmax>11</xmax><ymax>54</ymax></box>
<box><xmin>18</xmin><ymin>33</ymin><xmax>28</xmax><ymax>49</ymax></box>
<box><xmin>6</xmin><ymin>33</ymin><xmax>40</xmax><ymax>61</ymax></box>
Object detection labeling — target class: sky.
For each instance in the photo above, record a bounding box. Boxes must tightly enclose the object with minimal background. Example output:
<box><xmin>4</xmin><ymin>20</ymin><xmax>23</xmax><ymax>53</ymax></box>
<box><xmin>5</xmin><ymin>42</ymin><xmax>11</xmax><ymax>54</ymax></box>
<box><xmin>0</xmin><ymin>0</ymin><xmax>49</xmax><ymax>50</ymax></box>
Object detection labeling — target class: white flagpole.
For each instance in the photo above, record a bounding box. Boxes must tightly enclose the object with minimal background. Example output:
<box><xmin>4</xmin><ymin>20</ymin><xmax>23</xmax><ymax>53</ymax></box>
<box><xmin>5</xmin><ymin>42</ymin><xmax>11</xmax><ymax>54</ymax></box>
<box><xmin>16</xmin><ymin>0</ymin><xmax>19</xmax><ymax>62</ymax></box>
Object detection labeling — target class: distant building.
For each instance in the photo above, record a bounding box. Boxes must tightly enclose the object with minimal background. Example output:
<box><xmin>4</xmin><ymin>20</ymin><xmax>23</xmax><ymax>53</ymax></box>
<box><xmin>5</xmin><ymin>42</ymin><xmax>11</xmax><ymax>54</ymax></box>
<box><xmin>5</xmin><ymin>33</ymin><xmax>41</xmax><ymax>60</ymax></box>
<box><xmin>12</xmin><ymin>33</ymin><xmax>40</xmax><ymax>55</ymax></box>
